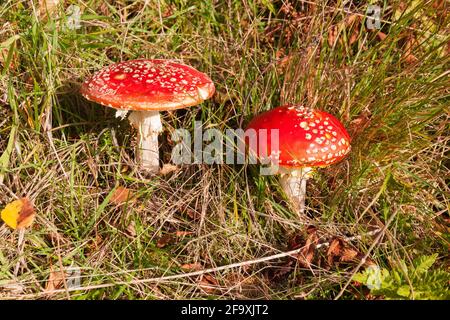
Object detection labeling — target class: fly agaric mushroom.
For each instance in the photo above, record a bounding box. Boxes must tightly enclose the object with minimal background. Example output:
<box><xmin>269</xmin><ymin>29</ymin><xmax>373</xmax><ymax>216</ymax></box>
<box><xmin>81</xmin><ymin>59</ymin><xmax>215</xmax><ymax>173</ymax></box>
<box><xmin>246</xmin><ymin>104</ymin><xmax>351</xmax><ymax>215</ymax></box>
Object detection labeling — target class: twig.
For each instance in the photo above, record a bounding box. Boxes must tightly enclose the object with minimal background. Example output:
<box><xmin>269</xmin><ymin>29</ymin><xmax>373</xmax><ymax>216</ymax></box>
<box><xmin>10</xmin><ymin>228</ymin><xmax>381</xmax><ymax>299</ymax></box>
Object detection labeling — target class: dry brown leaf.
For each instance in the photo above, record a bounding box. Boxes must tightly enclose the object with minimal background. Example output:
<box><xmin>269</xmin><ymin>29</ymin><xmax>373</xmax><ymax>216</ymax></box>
<box><xmin>44</xmin><ymin>266</ymin><xmax>66</xmax><ymax>293</ymax></box>
<box><xmin>174</xmin><ymin>231</ymin><xmax>193</xmax><ymax>237</ymax></box>
<box><xmin>327</xmin><ymin>238</ymin><xmax>342</xmax><ymax>256</ymax></box>
<box><xmin>181</xmin><ymin>263</ymin><xmax>203</xmax><ymax>271</ymax></box>
<box><xmin>297</xmin><ymin>226</ymin><xmax>318</xmax><ymax>268</ymax></box>
<box><xmin>340</xmin><ymin>247</ymin><xmax>359</xmax><ymax>262</ymax></box>
<box><xmin>327</xmin><ymin>237</ymin><xmax>343</xmax><ymax>265</ymax></box>
<box><xmin>159</xmin><ymin>163</ymin><xmax>179</xmax><ymax>175</ymax></box>
<box><xmin>199</xmin><ymin>274</ymin><xmax>219</xmax><ymax>294</ymax></box>
<box><xmin>432</xmin><ymin>0</ymin><xmax>448</xmax><ymax>19</ymax></box>
<box><xmin>162</xmin><ymin>4</ymin><xmax>176</xmax><ymax>18</ymax></box>
<box><xmin>111</xmin><ymin>186</ymin><xmax>133</xmax><ymax>205</ymax></box>
<box><xmin>156</xmin><ymin>234</ymin><xmax>175</xmax><ymax>248</ymax></box>
<box><xmin>328</xmin><ymin>25</ymin><xmax>338</xmax><ymax>47</ymax></box>
<box><xmin>347</xmin><ymin>15</ymin><xmax>361</xmax><ymax>46</ymax></box>
<box><xmin>377</xmin><ymin>32</ymin><xmax>387</xmax><ymax>41</ymax></box>
<box><xmin>403</xmin><ymin>36</ymin><xmax>419</xmax><ymax>64</ymax></box>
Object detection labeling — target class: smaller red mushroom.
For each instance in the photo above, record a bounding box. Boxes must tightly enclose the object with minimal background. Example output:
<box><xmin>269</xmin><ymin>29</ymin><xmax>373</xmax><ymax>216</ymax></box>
<box><xmin>81</xmin><ymin>59</ymin><xmax>215</xmax><ymax>173</ymax></box>
<box><xmin>246</xmin><ymin>104</ymin><xmax>351</xmax><ymax>215</ymax></box>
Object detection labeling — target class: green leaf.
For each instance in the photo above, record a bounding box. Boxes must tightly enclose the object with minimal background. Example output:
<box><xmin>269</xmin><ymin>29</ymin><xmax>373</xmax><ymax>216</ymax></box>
<box><xmin>397</xmin><ymin>285</ymin><xmax>411</xmax><ymax>297</ymax></box>
<box><xmin>353</xmin><ymin>272</ymin><xmax>369</xmax><ymax>284</ymax></box>
<box><xmin>414</xmin><ymin>254</ymin><xmax>438</xmax><ymax>275</ymax></box>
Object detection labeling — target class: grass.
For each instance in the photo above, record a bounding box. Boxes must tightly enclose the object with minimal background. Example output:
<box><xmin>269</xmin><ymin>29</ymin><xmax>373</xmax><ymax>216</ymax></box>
<box><xmin>0</xmin><ymin>0</ymin><xmax>449</xmax><ymax>299</ymax></box>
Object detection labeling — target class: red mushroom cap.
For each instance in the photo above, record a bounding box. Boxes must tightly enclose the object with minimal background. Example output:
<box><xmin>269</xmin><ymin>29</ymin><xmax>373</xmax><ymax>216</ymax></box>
<box><xmin>80</xmin><ymin>59</ymin><xmax>215</xmax><ymax>111</ymax></box>
<box><xmin>246</xmin><ymin>105</ymin><xmax>351</xmax><ymax>168</ymax></box>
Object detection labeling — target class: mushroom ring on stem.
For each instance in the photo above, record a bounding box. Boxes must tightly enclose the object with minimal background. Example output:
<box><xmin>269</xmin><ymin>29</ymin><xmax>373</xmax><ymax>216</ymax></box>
<box><xmin>81</xmin><ymin>59</ymin><xmax>215</xmax><ymax>173</ymax></box>
<box><xmin>246</xmin><ymin>105</ymin><xmax>351</xmax><ymax>215</ymax></box>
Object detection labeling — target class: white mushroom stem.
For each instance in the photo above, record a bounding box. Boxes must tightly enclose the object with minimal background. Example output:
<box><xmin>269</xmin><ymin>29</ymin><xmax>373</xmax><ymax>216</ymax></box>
<box><xmin>128</xmin><ymin>110</ymin><xmax>162</xmax><ymax>173</ymax></box>
<box><xmin>280</xmin><ymin>167</ymin><xmax>313</xmax><ymax>216</ymax></box>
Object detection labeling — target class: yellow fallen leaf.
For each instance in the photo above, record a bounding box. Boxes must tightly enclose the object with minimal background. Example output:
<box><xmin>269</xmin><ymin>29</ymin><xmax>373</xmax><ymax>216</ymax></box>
<box><xmin>1</xmin><ymin>198</ymin><xmax>36</xmax><ymax>230</ymax></box>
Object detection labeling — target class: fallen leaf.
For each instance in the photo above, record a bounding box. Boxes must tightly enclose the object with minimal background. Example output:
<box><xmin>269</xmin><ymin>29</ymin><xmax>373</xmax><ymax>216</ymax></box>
<box><xmin>1</xmin><ymin>198</ymin><xmax>36</xmax><ymax>230</ymax></box>
<box><xmin>402</xmin><ymin>35</ymin><xmax>419</xmax><ymax>64</ymax></box>
<box><xmin>377</xmin><ymin>32</ymin><xmax>387</xmax><ymax>41</ymax></box>
<box><xmin>45</xmin><ymin>266</ymin><xmax>66</xmax><ymax>293</ymax></box>
<box><xmin>156</xmin><ymin>234</ymin><xmax>175</xmax><ymax>248</ymax></box>
<box><xmin>327</xmin><ymin>237</ymin><xmax>343</xmax><ymax>266</ymax></box>
<box><xmin>328</xmin><ymin>25</ymin><xmax>339</xmax><ymax>47</ymax></box>
<box><xmin>174</xmin><ymin>231</ymin><xmax>193</xmax><ymax>237</ymax></box>
<box><xmin>199</xmin><ymin>274</ymin><xmax>219</xmax><ymax>294</ymax></box>
<box><xmin>159</xmin><ymin>163</ymin><xmax>179</xmax><ymax>175</ymax></box>
<box><xmin>297</xmin><ymin>226</ymin><xmax>318</xmax><ymax>268</ymax></box>
<box><xmin>347</xmin><ymin>15</ymin><xmax>361</xmax><ymax>46</ymax></box>
<box><xmin>327</xmin><ymin>238</ymin><xmax>342</xmax><ymax>256</ymax></box>
<box><xmin>111</xmin><ymin>186</ymin><xmax>133</xmax><ymax>205</ymax></box>
<box><xmin>181</xmin><ymin>263</ymin><xmax>203</xmax><ymax>271</ymax></box>
<box><xmin>340</xmin><ymin>247</ymin><xmax>359</xmax><ymax>262</ymax></box>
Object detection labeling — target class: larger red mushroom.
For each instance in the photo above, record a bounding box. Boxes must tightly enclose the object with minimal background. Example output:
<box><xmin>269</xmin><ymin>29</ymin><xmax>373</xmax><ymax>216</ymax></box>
<box><xmin>81</xmin><ymin>59</ymin><xmax>215</xmax><ymax>173</ymax></box>
<box><xmin>246</xmin><ymin>104</ymin><xmax>351</xmax><ymax>215</ymax></box>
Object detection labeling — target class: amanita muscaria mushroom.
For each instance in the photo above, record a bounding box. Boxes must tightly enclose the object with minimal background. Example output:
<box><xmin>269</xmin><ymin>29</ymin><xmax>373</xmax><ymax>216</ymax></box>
<box><xmin>81</xmin><ymin>59</ymin><xmax>215</xmax><ymax>173</ymax></box>
<box><xmin>246</xmin><ymin>104</ymin><xmax>351</xmax><ymax>215</ymax></box>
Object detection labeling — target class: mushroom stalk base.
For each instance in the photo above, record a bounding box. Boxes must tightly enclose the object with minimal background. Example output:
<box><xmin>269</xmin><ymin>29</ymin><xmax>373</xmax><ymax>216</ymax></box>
<box><xmin>280</xmin><ymin>168</ymin><xmax>313</xmax><ymax>216</ymax></box>
<box><xmin>128</xmin><ymin>110</ymin><xmax>162</xmax><ymax>173</ymax></box>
